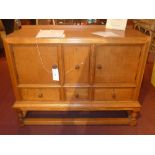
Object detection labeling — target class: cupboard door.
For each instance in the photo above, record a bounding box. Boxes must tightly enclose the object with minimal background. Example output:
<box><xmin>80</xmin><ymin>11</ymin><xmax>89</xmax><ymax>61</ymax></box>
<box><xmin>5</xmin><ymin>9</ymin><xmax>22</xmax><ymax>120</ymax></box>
<box><xmin>63</xmin><ymin>45</ymin><xmax>90</xmax><ymax>84</ymax></box>
<box><xmin>13</xmin><ymin>45</ymin><xmax>60</xmax><ymax>84</ymax></box>
<box><xmin>94</xmin><ymin>45</ymin><xmax>142</xmax><ymax>83</ymax></box>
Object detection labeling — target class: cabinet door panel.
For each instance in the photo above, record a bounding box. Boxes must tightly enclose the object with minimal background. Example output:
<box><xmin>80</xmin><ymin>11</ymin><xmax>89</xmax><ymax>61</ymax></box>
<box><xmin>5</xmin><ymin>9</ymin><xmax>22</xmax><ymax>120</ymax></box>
<box><xmin>13</xmin><ymin>45</ymin><xmax>59</xmax><ymax>84</ymax></box>
<box><xmin>94</xmin><ymin>45</ymin><xmax>141</xmax><ymax>83</ymax></box>
<box><xmin>63</xmin><ymin>45</ymin><xmax>90</xmax><ymax>84</ymax></box>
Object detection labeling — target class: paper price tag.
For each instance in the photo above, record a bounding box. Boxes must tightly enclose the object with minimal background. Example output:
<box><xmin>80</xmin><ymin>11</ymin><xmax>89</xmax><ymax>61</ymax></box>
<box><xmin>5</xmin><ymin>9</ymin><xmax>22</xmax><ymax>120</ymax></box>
<box><xmin>52</xmin><ymin>68</ymin><xmax>59</xmax><ymax>81</ymax></box>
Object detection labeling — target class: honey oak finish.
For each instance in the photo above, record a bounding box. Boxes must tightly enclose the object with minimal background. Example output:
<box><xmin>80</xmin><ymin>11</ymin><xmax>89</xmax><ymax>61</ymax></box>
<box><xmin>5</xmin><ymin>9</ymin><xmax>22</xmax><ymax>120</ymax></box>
<box><xmin>4</xmin><ymin>25</ymin><xmax>150</xmax><ymax>125</ymax></box>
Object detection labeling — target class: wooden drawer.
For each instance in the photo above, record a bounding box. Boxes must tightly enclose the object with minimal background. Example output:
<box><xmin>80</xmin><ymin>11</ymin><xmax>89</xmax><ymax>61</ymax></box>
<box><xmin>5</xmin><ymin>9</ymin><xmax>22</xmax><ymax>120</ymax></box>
<box><xmin>20</xmin><ymin>88</ymin><xmax>60</xmax><ymax>101</ymax></box>
<box><xmin>65</xmin><ymin>88</ymin><xmax>89</xmax><ymax>101</ymax></box>
<box><xmin>94</xmin><ymin>88</ymin><xmax>134</xmax><ymax>101</ymax></box>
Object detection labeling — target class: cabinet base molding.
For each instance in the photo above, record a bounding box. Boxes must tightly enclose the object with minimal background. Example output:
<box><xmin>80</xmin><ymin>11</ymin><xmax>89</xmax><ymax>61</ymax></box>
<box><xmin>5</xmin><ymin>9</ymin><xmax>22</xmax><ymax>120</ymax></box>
<box><xmin>14</xmin><ymin>101</ymin><xmax>140</xmax><ymax>126</ymax></box>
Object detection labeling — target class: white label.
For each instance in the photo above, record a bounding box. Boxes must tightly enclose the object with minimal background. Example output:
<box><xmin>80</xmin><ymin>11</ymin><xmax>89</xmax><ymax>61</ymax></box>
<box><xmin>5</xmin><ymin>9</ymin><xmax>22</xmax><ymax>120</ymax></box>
<box><xmin>52</xmin><ymin>68</ymin><xmax>59</xmax><ymax>81</ymax></box>
<box><xmin>36</xmin><ymin>29</ymin><xmax>65</xmax><ymax>38</ymax></box>
<box><xmin>106</xmin><ymin>19</ymin><xmax>127</xmax><ymax>31</ymax></box>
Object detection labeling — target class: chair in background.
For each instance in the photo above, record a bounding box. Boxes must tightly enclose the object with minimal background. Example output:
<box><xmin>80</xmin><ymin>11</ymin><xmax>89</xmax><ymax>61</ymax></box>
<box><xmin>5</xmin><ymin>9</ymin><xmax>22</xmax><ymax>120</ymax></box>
<box><xmin>133</xmin><ymin>19</ymin><xmax>155</xmax><ymax>87</ymax></box>
<box><xmin>0</xmin><ymin>20</ymin><xmax>6</xmax><ymax>57</ymax></box>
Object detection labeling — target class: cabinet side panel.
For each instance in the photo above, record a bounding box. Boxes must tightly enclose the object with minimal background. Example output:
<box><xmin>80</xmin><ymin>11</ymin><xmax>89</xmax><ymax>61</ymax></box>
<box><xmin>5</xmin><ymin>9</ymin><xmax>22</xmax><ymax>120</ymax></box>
<box><xmin>133</xmin><ymin>40</ymin><xmax>151</xmax><ymax>100</ymax></box>
<box><xmin>3</xmin><ymin>41</ymin><xmax>21</xmax><ymax>100</ymax></box>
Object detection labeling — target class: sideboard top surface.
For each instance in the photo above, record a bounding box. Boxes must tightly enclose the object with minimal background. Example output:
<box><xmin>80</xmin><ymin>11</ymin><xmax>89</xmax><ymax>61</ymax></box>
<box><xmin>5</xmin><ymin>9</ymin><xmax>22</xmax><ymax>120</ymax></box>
<box><xmin>5</xmin><ymin>25</ymin><xmax>150</xmax><ymax>44</ymax></box>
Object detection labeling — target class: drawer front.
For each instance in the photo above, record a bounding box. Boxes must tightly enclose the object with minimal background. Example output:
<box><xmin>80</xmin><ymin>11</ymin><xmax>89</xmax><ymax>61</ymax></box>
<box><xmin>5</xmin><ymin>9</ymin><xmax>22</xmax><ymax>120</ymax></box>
<box><xmin>20</xmin><ymin>88</ymin><xmax>60</xmax><ymax>101</ymax></box>
<box><xmin>63</xmin><ymin>45</ymin><xmax>90</xmax><ymax>84</ymax></box>
<box><xmin>94</xmin><ymin>88</ymin><xmax>134</xmax><ymax>101</ymax></box>
<box><xmin>65</xmin><ymin>88</ymin><xmax>89</xmax><ymax>101</ymax></box>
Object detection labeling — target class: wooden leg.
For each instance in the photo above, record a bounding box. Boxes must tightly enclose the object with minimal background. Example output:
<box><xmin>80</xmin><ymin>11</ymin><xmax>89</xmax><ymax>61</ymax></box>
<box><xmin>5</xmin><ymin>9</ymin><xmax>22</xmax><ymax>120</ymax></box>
<box><xmin>129</xmin><ymin>111</ymin><xmax>138</xmax><ymax>126</ymax></box>
<box><xmin>17</xmin><ymin>110</ymin><xmax>25</xmax><ymax>126</ymax></box>
<box><xmin>22</xmin><ymin>111</ymin><xmax>27</xmax><ymax>117</ymax></box>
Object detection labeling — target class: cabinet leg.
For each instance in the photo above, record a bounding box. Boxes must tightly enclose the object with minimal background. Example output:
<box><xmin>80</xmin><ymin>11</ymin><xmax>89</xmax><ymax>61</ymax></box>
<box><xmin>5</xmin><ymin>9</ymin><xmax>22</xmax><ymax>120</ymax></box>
<box><xmin>22</xmin><ymin>111</ymin><xmax>27</xmax><ymax>117</ymax></box>
<box><xmin>17</xmin><ymin>110</ymin><xmax>25</xmax><ymax>126</ymax></box>
<box><xmin>129</xmin><ymin>111</ymin><xmax>138</xmax><ymax>126</ymax></box>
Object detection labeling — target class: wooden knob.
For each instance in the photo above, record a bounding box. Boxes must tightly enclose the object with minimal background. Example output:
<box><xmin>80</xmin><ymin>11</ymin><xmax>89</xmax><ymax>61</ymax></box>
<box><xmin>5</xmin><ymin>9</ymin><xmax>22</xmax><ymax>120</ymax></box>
<box><xmin>38</xmin><ymin>93</ymin><xmax>43</xmax><ymax>98</ymax></box>
<box><xmin>112</xmin><ymin>92</ymin><xmax>116</xmax><ymax>99</ymax></box>
<box><xmin>97</xmin><ymin>64</ymin><xmax>102</xmax><ymax>69</ymax></box>
<box><xmin>52</xmin><ymin>64</ymin><xmax>58</xmax><ymax>69</ymax></box>
<box><xmin>75</xmin><ymin>64</ymin><xmax>80</xmax><ymax>70</ymax></box>
<box><xmin>75</xmin><ymin>94</ymin><xmax>79</xmax><ymax>98</ymax></box>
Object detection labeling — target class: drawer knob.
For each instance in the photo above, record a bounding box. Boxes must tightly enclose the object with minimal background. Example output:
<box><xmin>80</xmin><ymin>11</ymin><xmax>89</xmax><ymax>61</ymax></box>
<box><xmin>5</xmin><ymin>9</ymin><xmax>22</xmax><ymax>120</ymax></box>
<box><xmin>112</xmin><ymin>93</ymin><xmax>116</xmax><ymax>99</ymax></box>
<box><xmin>38</xmin><ymin>93</ymin><xmax>43</xmax><ymax>98</ymax></box>
<box><xmin>75</xmin><ymin>64</ymin><xmax>80</xmax><ymax>70</ymax></box>
<box><xmin>75</xmin><ymin>94</ymin><xmax>79</xmax><ymax>98</ymax></box>
<box><xmin>97</xmin><ymin>64</ymin><xmax>102</xmax><ymax>69</ymax></box>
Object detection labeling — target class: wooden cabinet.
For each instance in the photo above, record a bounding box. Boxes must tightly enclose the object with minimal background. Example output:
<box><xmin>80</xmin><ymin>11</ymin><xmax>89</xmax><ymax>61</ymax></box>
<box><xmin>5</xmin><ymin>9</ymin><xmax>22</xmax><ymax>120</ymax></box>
<box><xmin>4</xmin><ymin>25</ymin><xmax>150</xmax><ymax>126</ymax></box>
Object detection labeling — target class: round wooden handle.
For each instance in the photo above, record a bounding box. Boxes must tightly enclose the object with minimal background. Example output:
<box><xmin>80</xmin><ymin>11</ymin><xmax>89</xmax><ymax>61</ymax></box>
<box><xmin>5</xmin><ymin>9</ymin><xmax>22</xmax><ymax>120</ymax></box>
<box><xmin>75</xmin><ymin>94</ymin><xmax>79</xmax><ymax>98</ymax></box>
<box><xmin>97</xmin><ymin>64</ymin><xmax>102</xmax><ymax>69</ymax></box>
<box><xmin>112</xmin><ymin>93</ymin><xmax>116</xmax><ymax>99</ymax></box>
<box><xmin>75</xmin><ymin>64</ymin><xmax>80</xmax><ymax>70</ymax></box>
<box><xmin>38</xmin><ymin>93</ymin><xmax>43</xmax><ymax>98</ymax></box>
<box><xmin>52</xmin><ymin>64</ymin><xmax>58</xmax><ymax>69</ymax></box>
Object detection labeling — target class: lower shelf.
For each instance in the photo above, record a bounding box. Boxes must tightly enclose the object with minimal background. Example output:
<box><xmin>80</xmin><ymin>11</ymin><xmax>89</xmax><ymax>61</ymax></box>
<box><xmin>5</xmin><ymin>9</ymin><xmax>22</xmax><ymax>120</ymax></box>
<box><xmin>14</xmin><ymin>101</ymin><xmax>141</xmax><ymax>126</ymax></box>
<box><xmin>23</xmin><ymin>118</ymin><xmax>130</xmax><ymax>125</ymax></box>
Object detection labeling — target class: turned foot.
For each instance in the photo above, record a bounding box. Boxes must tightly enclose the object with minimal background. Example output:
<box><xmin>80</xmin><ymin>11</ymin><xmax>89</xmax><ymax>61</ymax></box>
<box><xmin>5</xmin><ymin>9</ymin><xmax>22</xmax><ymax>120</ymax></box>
<box><xmin>128</xmin><ymin>111</ymin><xmax>138</xmax><ymax>126</ymax></box>
<box><xmin>16</xmin><ymin>110</ymin><xmax>26</xmax><ymax>126</ymax></box>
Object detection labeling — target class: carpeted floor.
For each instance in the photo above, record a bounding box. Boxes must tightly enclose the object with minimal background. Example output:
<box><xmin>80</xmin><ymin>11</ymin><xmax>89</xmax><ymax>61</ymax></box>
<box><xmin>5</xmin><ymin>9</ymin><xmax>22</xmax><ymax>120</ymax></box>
<box><xmin>0</xmin><ymin>55</ymin><xmax>155</xmax><ymax>135</ymax></box>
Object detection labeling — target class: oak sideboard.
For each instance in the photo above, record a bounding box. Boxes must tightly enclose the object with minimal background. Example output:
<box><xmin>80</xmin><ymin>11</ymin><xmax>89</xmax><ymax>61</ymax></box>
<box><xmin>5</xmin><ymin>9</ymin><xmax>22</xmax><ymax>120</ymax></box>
<box><xmin>4</xmin><ymin>25</ymin><xmax>150</xmax><ymax>125</ymax></box>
